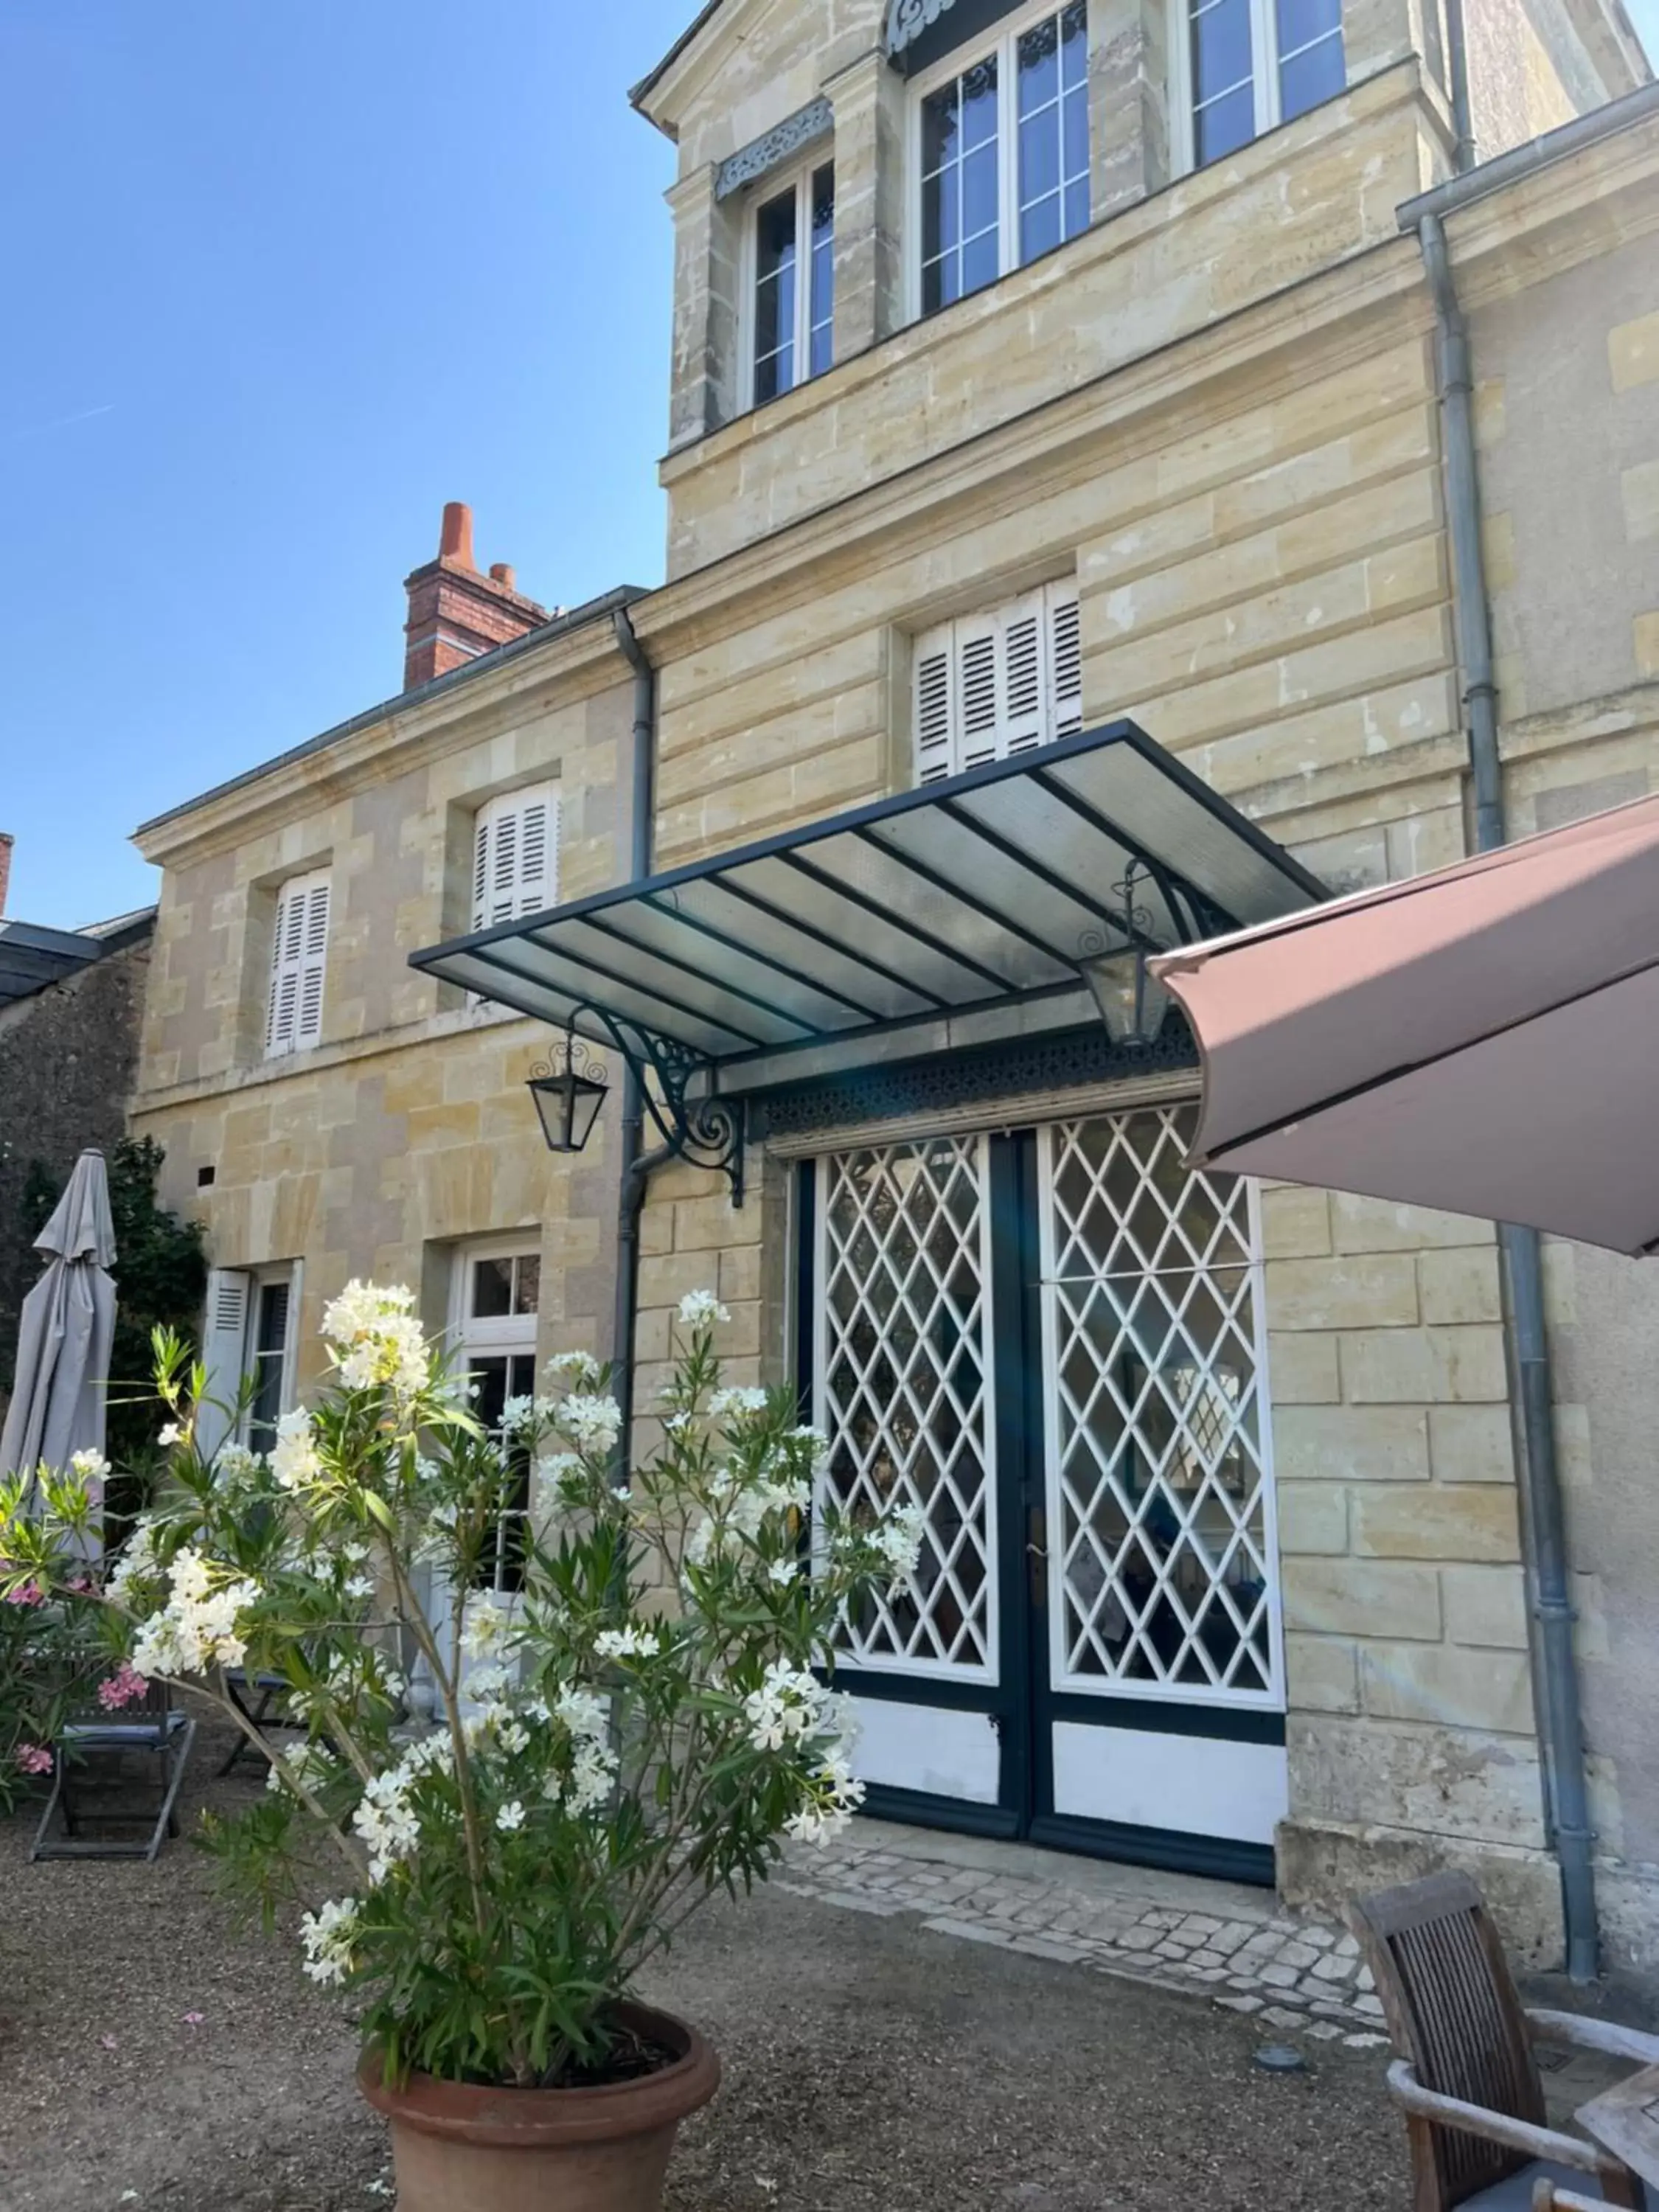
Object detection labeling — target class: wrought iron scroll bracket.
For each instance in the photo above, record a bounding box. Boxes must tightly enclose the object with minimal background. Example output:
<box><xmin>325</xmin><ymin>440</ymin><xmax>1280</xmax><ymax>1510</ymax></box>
<box><xmin>564</xmin><ymin>1001</ymin><xmax>745</xmax><ymax>1207</ymax></box>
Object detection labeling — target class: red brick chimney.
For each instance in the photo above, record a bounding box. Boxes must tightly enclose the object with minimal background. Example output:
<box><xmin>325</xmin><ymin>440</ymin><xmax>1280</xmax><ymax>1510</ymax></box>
<box><xmin>0</xmin><ymin>833</ymin><xmax>12</xmax><ymax>917</ymax></box>
<box><xmin>402</xmin><ymin>502</ymin><xmax>549</xmax><ymax>692</ymax></box>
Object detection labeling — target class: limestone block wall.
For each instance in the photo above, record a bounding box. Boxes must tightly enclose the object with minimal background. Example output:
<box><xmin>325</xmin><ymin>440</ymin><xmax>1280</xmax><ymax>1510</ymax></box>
<box><xmin>129</xmin><ymin>629</ymin><xmax>642</xmax><ymax>1389</ymax></box>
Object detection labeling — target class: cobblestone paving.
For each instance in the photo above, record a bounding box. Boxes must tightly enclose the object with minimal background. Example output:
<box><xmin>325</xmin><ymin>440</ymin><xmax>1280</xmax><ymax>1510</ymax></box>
<box><xmin>779</xmin><ymin>1832</ymin><xmax>1394</xmax><ymax>2051</ymax></box>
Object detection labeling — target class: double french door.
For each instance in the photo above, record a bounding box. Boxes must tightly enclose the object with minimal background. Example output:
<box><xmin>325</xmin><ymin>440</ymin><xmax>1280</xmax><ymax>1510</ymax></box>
<box><xmin>804</xmin><ymin>1105</ymin><xmax>1287</xmax><ymax>1883</ymax></box>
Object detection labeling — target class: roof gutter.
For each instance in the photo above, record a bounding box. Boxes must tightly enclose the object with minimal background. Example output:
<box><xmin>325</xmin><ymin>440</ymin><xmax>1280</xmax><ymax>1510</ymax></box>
<box><xmin>1402</xmin><ymin>145</ymin><xmax>1609</xmax><ymax>1981</ymax></box>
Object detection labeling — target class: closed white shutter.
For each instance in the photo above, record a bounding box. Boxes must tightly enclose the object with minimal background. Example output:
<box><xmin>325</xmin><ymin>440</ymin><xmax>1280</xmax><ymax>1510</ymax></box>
<box><xmin>196</xmin><ymin>1267</ymin><xmax>251</xmax><ymax>1461</ymax></box>
<box><xmin>265</xmin><ymin>870</ymin><xmax>330</xmax><ymax>1057</ymax></box>
<box><xmin>472</xmin><ymin>784</ymin><xmax>560</xmax><ymax>931</ymax></box>
<box><xmin>1048</xmin><ymin>583</ymin><xmax>1083</xmax><ymax>738</ymax></box>
<box><xmin>912</xmin><ymin>581</ymin><xmax>1084</xmax><ymax>782</ymax></box>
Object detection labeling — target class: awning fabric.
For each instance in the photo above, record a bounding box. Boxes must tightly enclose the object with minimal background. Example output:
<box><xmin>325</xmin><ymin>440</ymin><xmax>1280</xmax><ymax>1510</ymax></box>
<box><xmin>411</xmin><ymin>720</ymin><xmax>1324</xmax><ymax>1085</ymax></box>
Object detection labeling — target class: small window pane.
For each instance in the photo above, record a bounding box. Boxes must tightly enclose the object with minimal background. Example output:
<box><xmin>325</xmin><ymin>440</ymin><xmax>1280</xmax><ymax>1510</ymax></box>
<box><xmin>1021</xmin><ymin>192</ymin><xmax>1062</xmax><ymax>265</ymax></box>
<box><xmin>513</xmin><ymin>1254</ymin><xmax>540</xmax><ymax>1316</ymax></box>
<box><xmin>754</xmin><ymin>185</ymin><xmax>798</xmax><ymax>403</ymax></box>
<box><xmin>1194</xmin><ymin>78</ymin><xmax>1254</xmax><ymax>164</ymax></box>
<box><xmin>1018</xmin><ymin>16</ymin><xmax>1061</xmax><ymax>115</ymax></box>
<box><xmin>1279</xmin><ymin>27</ymin><xmax>1344</xmax><ymax>119</ymax></box>
<box><xmin>962</xmin><ymin>226</ymin><xmax>1001</xmax><ymax>295</ymax></box>
<box><xmin>809</xmin><ymin>164</ymin><xmax>835</xmax><ymax>380</ymax></box>
<box><xmin>961</xmin><ymin>55</ymin><xmax>998</xmax><ymax>147</ymax></box>
<box><xmin>1063</xmin><ymin>77</ymin><xmax>1090</xmax><ymax>178</ymax></box>
<box><xmin>1064</xmin><ymin>175</ymin><xmax>1090</xmax><ymax>237</ymax></box>
<box><xmin>962</xmin><ymin>142</ymin><xmax>999</xmax><ymax>240</ymax></box>
<box><xmin>1193</xmin><ymin>0</ymin><xmax>1253</xmax><ymax>105</ymax></box>
<box><xmin>1021</xmin><ymin>102</ymin><xmax>1061</xmax><ymax>203</ymax></box>
<box><xmin>1278</xmin><ymin>0</ymin><xmax>1342</xmax><ymax>57</ymax></box>
<box><xmin>472</xmin><ymin>1256</ymin><xmax>513</xmax><ymax>1318</ymax></box>
<box><xmin>248</xmin><ymin>1280</ymin><xmax>290</xmax><ymax>1456</ymax></box>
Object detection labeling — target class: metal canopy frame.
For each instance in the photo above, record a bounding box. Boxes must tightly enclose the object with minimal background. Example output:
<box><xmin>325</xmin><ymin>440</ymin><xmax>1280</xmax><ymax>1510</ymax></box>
<box><xmin>410</xmin><ymin>720</ymin><xmax>1325</xmax><ymax>1203</ymax></box>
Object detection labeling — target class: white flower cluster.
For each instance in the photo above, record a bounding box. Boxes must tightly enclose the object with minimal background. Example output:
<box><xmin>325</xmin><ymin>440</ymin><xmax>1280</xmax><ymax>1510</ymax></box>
<box><xmin>271</xmin><ymin>1408</ymin><xmax>321</xmax><ymax>1493</ymax></box>
<box><xmin>784</xmin><ymin>1752</ymin><xmax>866</xmax><ymax>1847</ymax></box>
<box><xmin>215</xmin><ymin>1441</ymin><xmax>263</xmax><ymax>1487</ymax></box>
<box><xmin>299</xmin><ymin>1896</ymin><xmax>360</xmax><ymax>1986</ymax></box>
<box><xmin>561</xmin><ymin>1394</ymin><xmax>623</xmax><ymax>1457</ymax></box>
<box><xmin>542</xmin><ymin>1686</ymin><xmax>617</xmax><ymax>1816</ymax></box>
<box><xmin>546</xmin><ymin>1349</ymin><xmax>602</xmax><ymax>1388</ymax></box>
<box><xmin>105</xmin><ymin>1519</ymin><xmax>160</xmax><ymax>1604</ymax></box>
<box><xmin>351</xmin><ymin>1733</ymin><xmax>453</xmax><ymax>1884</ymax></box>
<box><xmin>867</xmin><ymin>1500</ymin><xmax>928</xmax><ymax>1582</ymax></box>
<box><xmin>501</xmin><ymin>1394</ymin><xmax>563</xmax><ymax>1439</ymax></box>
<box><xmin>130</xmin><ymin>1548</ymin><xmax>261</xmax><ymax>1677</ymax></box>
<box><xmin>70</xmin><ymin>1447</ymin><xmax>111</xmax><ymax>1483</ymax></box>
<box><xmin>677</xmin><ymin>1289</ymin><xmax>730</xmax><ymax>1329</ymax></box>
<box><xmin>321</xmin><ymin>1280</ymin><xmax>430</xmax><ymax>1400</ymax></box>
<box><xmin>709</xmin><ymin>1386</ymin><xmax>770</xmax><ymax>1423</ymax></box>
<box><xmin>742</xmin><ymin>1661</ymin><xmax>835</xmax><ymax>1753</ymax></box>
<box><xmin>462</xmin><ymin>1597</ymin><xmax>512</xmax><ymax>1659</ymax></box>
<box><xmin>593</xmin><ymin>1624</ymin><xmax>662</xmax><ymax>1660</ymax></box>
<box><xmin>265</xmin><ymin>1739</ymin><xmax>339</xmax><ymax>1797</ymax></box>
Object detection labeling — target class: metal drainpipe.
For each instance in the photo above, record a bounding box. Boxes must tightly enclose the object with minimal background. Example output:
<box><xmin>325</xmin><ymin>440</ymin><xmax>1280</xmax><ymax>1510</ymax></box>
<box><xmin>1442</xmin><ymin>0</ymin><xmax>1477</xmax><ymax>172</ymax></box>
<box><xmin>1414</xmin><ymin>212</ymin><xmax>1599</xmax><ymax>1981</ymax></box>
<box><xmin>609</xmin><ymin>605</ymin><xmax>664</xmax><ymax>1476</ymax></box>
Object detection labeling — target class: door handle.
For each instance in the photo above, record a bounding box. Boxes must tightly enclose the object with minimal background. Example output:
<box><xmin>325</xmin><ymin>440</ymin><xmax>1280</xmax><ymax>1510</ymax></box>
<box><xmin>1027</xmin><ymin>1507</ymin><xmax>1048</xmax><ymax>1609</ymax></box>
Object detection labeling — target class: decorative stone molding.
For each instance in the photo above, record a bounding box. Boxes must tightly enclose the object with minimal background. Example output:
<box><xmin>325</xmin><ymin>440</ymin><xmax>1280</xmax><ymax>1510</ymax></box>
<box><xmin>714</xmin><ymin>97</ymin><xmax>833</xmax><ymax>201</ymax></box>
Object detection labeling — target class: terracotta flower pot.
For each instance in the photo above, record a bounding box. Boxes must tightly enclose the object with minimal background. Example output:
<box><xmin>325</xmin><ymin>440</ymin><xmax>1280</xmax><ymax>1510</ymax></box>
<box><xmin>356</xmin><ymin>2003</ymin><xmax>720</xmax><ymax>2212</ymax></box>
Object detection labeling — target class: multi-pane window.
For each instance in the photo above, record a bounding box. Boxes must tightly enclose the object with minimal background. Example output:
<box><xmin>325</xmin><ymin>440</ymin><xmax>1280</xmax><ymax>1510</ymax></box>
<box><xmin>912</xmin><ymin>581</ymin><xmax>1083</xmax><ymax>783</ymax></box>
<box><xmin>265</xmin><ymin>869</ymin><xmax>330</xmax><ymax>1057</ymax></box>
<box><xmin>1186</xmin><ymin>0</ymin><xmax>1344</xmax><ymax>169</ymax></box>
<box><xmin>917</xmin><ymin>1</ymin><xmax>1089</xmax><ymax>318</ymax></box>
<box><xmin>751</xmin><ymin>161</ymin><xmax>835</xmax><ymax>406</ymax></box>
<box><xmin>453</xmin><ymin>1246</ymin><xmax>541</xmax><ymax>1593</ymax></box>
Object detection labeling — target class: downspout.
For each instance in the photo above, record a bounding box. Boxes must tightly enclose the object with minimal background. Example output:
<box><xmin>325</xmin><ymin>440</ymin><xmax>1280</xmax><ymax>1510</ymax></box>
<box><xmin>610</xmin><ymin>604</ymin><xmax>664</xmax><ymax>1475</ymax></box>
<box><xmin>1442</xmin><ymin>0</ymin><xmax>1477</xmax><ymax>172</ymax></box>
<box><xmin>1411</xmin><ymin>210</ymin><xmax>1599</xmax><ymax>1982</ymax></box>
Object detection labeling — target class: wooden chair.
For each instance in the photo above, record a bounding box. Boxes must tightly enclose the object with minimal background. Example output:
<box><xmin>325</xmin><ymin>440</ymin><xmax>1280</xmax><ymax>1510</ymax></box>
<box><xmin>1349</xmin><ymin>1873</ymin><xmax>1658</xmax><ymax>2210</ymax></box>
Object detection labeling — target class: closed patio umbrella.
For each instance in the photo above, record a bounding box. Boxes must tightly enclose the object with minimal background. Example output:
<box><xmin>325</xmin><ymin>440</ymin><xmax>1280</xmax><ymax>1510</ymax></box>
<box><xmin>1151</xmin><ymin>793</ymin><xmax>1659</xmax><ymax>1257</ymax></box>
<box><xmin>0</xmin><ymin>1150</ymin><xmax>117</xmax><ymax>1493</ymax></box>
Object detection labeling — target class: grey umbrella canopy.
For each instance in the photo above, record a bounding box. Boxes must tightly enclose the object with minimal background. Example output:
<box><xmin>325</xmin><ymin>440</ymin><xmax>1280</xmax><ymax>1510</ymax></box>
<box><xmin>0</xmin><ymin>1150</ymin><xmax>117</xmax><ymax>1489</ymax></box>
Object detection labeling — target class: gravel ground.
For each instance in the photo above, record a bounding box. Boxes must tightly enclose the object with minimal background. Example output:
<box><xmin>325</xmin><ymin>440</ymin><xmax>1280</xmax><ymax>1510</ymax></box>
<box><xmin>0</xmin><ymin>1717</ymin><xmax>1411</xmax><ymax>2212</ymax></box>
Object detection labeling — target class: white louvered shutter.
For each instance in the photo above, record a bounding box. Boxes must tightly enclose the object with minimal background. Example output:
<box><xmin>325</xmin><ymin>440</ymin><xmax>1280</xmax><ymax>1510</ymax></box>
<box><xmin>914</xmin><ymin>624</ymin><xmax>956</xmax><ymax>785</ymax></box>
<box><xmin>912</xmin><ymin>581</ymin><xmax>1084</xmax><ymax>782</ymax></box>
<box><xmin>472</xmin><ymin>785</ymin><xmax>559</xmax><ymax>931</ymax></box>
<box><xmin>195</xmin><ymin>1268</ymin><xmax>251</xmax><ymax>1461</ymax></box>
<box><xmin>1048</xmin><ymin>583</ymin><xmax>1083</xmax><ymax>739</ymax></box>
<box><xmin>265</xmin><ymin>870</ymin><xmax>330</xmax><ymax>1057</ymax></box>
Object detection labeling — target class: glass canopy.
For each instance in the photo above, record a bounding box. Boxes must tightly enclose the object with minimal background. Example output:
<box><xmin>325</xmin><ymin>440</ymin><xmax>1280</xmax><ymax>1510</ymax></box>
<box><xmin>410</xmin><ymin>720</ymin><xmax>1324</xmax><ymax>1085</ymax></box>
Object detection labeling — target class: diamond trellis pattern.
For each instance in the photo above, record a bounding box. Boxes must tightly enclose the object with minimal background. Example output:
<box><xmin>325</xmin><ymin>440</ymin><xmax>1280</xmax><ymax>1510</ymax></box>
<box><xmin>1041</xmin><ymin>1108</ymin><xmax>1282</xmax><ymax>1707</ymax></box>
<box><xmin>815</xmin><ymin>1136</ymin><xmax>997</xmax><ymax>1680</ymax></box>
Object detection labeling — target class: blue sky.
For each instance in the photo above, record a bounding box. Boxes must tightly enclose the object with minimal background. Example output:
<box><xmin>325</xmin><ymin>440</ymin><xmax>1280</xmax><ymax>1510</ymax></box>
<box><xmin>1</xmin><ymin>1</ymin><xmax>689</xmax><ymax>928</ymax></box>
<box><xmin>2</xmin><ymin>2</ymin><xmax>1655</xmax><ymax>929</ymax></box>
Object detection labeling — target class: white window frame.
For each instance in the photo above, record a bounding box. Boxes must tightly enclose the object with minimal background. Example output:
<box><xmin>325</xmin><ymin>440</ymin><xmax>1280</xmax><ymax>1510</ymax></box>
<box><xmin>448</xmin><ymin>1240</ymin><xmax>543</xmax><ymax>1596</ymax></box>
<box><xmin>738</xmin><ymin>150</ymin><xmax>837</xmax><ymax>414</ymax></box>
<box><xmin>905</xmin><ymin>0</ymin><xmax>1091</xmax><ymax>324</ymax></box>
<box><xmin>1169</xmin><ymin>0</ymin><xmax>1346</xmax><ymax>176</ymax></box>
<box><xmin>911</xmin><ymin>577</ymin><xmax>1084</xmax><ymax>783</ymax></box>
<box><xmin>264</xmin><ymin>868</ymin><xmax>330</xmax><ymax>1060</ymax></box>
<box><xmin>197</xmin><ymin>1262</ymin><xmax>302</xmax><ymax>1459</ymax></box>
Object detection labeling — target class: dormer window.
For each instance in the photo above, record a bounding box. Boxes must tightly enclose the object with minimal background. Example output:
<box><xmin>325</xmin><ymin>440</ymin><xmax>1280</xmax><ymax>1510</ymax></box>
<box><xmin>746</xmin><ymin>160</ymin><xmax>836</xmax><ymax>407</ymax></box>
<box><xmin>912</xmin><ymin>0</ymin><xmax>1090</xmax><ymax>319</ymax></box>
<box><xmin>1178</xmin><ymin>0</ymin><xmax>1345</xmax><ymax>169</ymax></box>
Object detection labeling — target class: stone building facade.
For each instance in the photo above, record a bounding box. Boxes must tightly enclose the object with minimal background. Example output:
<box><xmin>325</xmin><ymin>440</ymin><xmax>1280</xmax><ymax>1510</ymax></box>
<box><xmin>130</xmin><ymin>0</ymin><xmax>1659</xmax><ymax>1969</ymax></box>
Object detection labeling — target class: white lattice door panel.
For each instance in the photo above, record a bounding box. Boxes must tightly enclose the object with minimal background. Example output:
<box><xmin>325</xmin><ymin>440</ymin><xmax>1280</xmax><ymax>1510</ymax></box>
<box><xmin>814</xmin><ymin>1137</ymin><xmax>998</xmax><ymax>1681</ymax></box>
<box><xmin>1038</xmin><ymin>1108</ymin><xmax>1283</xmax><ymax>1709</ymax></box>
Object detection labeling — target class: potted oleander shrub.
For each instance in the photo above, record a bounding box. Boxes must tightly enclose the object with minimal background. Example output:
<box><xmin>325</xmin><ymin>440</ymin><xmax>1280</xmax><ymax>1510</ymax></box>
<box><xmin>0</xmin><ymin>1283</ymin><xmax>919</xmax><ymax>2212</ymax></box>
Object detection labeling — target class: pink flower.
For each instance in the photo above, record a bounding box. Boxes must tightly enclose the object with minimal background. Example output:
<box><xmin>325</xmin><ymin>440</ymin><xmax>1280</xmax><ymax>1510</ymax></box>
<box><xmin>14</xmin><ymin>1743</ymin><xmax>52</xmax><ymax>1775</ymax></box>
<box><xmin>4</xmin><ymin>1582</ymin><xmax>44</xmax><ymax>1607</ymax></box>
<box><xmin>67</xmin><ymin>1575</ymin><xmax>93</xmax><ymax>1595</ymax></box>
<box><xmin>99</xmin><ymin>2033</ymin><xmax>118</xmax><ymax>2051</ymax></box>
<box><xmin>96</xmin><ymin>1664</ymin><xmax>150</xmax><ymax>1712</ymax></box>
<box><xmin>181</xmin><ymin>2011</ymin><xmax>205</xmax><ymax>2028</ymax></box>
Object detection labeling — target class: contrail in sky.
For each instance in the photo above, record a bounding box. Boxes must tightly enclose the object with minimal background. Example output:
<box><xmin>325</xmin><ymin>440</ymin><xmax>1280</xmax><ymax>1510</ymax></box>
<box><xmin>4</xmin><ymin>403</ymin><xmax>116</xmax><ymax>445</ymax></box>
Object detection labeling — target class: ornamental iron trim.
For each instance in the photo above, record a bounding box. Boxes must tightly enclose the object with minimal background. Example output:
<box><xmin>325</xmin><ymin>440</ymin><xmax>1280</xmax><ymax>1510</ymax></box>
<box><xmin>554</xmin><ymin>1000</ymin><xmax>745</xmax><ymax>1204</ymax></box>
<box><xmin>886</xmin><ymin>0</ymin><xmax>962</xmax><ymax>55</ymax></box>
<box><xmin>750</xmin><ymin>1017</ymin><xmax>1197</xmax><ymax>1141</ymax></box>
<box><xmin>714</xmin><ymin>97</ymin><xmax>834</xmax><ymax>201</ymax></box>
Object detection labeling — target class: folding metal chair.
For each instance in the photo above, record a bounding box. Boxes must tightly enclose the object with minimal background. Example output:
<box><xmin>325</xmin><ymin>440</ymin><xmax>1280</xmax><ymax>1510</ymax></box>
<box><xmin>218</xmin><ymin>1667</ymin><xmax>293</xmax><ymax>1775</ymax></box>
<box><xmin>31</xmin><ymin>1680</ymin><xmax>197</xmax><ymax>1862</ymax></box>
